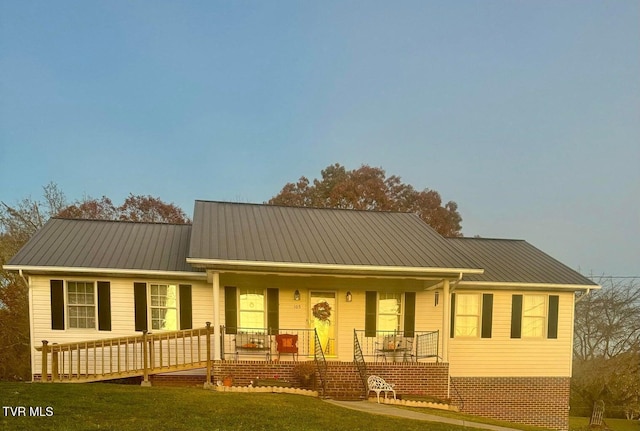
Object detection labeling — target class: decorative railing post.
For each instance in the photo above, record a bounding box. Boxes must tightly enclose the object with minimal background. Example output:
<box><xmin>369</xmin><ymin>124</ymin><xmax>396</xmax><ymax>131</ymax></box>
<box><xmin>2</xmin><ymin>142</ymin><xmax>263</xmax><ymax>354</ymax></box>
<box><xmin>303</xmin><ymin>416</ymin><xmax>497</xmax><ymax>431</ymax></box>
<box><xmin>204</xmin><ymin>322</ymin><xmax>213</xmax><ymax>388</ymax></box>
<box><xmin>41</xmin><ymin>340</ymin><xmax>49</xmax><ymax>382</ymax></box>
<box><xmin>51</xmin><ymin>344</ymin><xmax>59</xmax><ymax>382</ymax></box>
<box><xmin>141</xmin><ymin>330</ymin><xmax>151</xmax><ymax>387</ymax></box>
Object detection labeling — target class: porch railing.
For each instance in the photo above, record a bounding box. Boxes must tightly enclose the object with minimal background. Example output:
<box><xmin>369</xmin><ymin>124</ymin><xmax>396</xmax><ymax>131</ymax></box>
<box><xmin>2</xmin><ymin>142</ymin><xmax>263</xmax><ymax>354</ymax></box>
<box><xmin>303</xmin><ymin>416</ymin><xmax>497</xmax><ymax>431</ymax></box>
<box><xmin>221</xmin><ymin>326</ymin><xmax>317</xmax><ymax>360</ymax></box>
<box><xmin>353</xmin><ymin>329</ymin><xmax>440</xmax><ymax>362</ymax></box>
<box><xmin>37</xmin><ymin>324</ymin><xmax>212</xmax><ymax>383</ymax></box>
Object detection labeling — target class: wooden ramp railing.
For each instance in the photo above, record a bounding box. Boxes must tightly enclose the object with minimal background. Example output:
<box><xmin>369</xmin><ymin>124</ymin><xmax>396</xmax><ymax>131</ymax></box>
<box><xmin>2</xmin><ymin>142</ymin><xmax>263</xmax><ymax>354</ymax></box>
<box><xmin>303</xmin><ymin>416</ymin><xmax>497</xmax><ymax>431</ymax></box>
<box><xmin>36</xmin><ymin>324</ymin><xmax>213</xmax><ymax>383</ymax></box>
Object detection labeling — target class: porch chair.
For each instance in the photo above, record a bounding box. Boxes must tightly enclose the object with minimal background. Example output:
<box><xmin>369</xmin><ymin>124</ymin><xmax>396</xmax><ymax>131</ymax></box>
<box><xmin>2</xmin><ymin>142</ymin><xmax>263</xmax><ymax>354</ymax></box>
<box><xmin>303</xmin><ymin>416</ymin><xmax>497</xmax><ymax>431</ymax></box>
<box><xmin>275</xmin><ymin>334</ymin><xmax>298</xmax><ymax>361</ymax></box>
<box><xmin>367</xmin><ymin>375</ymin><xmax>396</xmax><ymax>403</ymax></box>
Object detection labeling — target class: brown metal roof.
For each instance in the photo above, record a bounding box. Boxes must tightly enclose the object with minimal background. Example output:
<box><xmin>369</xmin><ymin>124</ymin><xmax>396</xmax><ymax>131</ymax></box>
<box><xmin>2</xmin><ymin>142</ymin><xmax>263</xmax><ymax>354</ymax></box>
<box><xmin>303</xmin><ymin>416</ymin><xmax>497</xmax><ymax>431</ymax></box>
<box><xmin>7</xmin><ymin>218</ymin><xmax>201</xmax><ymax>274</ymax></box>
<box><xmin>447</xmin><ymin>237</ymin><xmax>597</xmax><ymax>286</ymax></box>
<box><xmin>188</xmin><ymin>200</ymin><xmax>482</xmax><ymax>272</ymax></box>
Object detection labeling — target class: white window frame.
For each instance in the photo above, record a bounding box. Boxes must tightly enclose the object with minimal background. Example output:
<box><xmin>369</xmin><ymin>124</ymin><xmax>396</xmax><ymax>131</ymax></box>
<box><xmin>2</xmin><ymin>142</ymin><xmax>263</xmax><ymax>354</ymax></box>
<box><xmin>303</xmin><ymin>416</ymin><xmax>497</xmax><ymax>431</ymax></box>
<box><xmin>522</xmin><ymin>294</ymin><xmax>546</xmax><ymax>338</ymax></box>
<box><xmin>238</xmin><ymin>288</ymin><xmax>265</xmax><ymax>330</ymax></box>
<box><xmin>67</xmin><ymin>281</ymin><xmax>97</xmax><ymax>329</ymax></box>
<box><xmin>378</xmin><ymin>292</ymin><xmax>402</xmax><ymax>332</ymax></box>
<box><xmin>149</xmin><ymin>283</ymin><xmax>178</xmax><ymax>331</ymax></box>
<box><xmin>454</xmin><ymin>293</ymin><xmax>481</xmax><ymax>337</ymax></box>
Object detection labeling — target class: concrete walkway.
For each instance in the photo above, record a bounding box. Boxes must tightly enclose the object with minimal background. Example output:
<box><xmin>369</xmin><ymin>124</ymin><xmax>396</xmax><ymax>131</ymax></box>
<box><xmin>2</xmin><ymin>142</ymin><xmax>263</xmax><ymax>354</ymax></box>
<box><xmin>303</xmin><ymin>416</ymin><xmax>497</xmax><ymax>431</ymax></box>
<box><xmin>323</xmin><ymin>400</ymin><xmax>522</xmax><ymax>431</ymax></box>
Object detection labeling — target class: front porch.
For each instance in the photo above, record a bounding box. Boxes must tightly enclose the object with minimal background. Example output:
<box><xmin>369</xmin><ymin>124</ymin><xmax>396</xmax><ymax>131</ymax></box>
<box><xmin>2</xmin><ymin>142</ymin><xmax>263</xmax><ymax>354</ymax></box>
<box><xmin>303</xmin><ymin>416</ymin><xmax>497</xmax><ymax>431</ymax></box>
<box><xmin>35</xmin><ymin>323</ymin><xmax>446</xmax><ymax>401</ymax></box>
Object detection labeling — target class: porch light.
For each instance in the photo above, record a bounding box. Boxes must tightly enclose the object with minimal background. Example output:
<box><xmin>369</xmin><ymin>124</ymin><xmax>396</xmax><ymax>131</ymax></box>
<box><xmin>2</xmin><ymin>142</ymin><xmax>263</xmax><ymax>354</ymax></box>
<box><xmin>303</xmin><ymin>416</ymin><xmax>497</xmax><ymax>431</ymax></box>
<box><xmin>294</xmin><ymin>289</ymin><xmax>301</xmax><ymax>301</ymax></box>
<box><xmin>346</xmin><ymin>291</ymin><xmax>352</xmax><ymax>302</ymax></box>
<box><xmin>435</xmin><ymin>291</ymin><xmax>439</xmax><ymax>306</ymax></box>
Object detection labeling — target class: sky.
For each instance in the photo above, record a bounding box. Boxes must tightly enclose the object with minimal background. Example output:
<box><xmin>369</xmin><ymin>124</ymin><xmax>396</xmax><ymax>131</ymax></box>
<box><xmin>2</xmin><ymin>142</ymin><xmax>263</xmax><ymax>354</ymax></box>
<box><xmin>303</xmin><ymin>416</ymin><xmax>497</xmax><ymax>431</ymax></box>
<box><xmin>1</xmin><ymin>1</ymin><xmax>638</xmax><ymax>278</ymax></box>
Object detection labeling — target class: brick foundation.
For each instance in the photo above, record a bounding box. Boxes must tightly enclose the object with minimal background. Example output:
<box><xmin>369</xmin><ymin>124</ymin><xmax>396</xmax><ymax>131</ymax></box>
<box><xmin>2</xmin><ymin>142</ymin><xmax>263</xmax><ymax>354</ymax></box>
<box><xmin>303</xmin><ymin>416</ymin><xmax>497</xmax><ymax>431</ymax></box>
<box><xmin>210</xmin><ymin>361</ymin><xmax>449</xmax><ymax>400</ymax></box>
<box><xmin>450</xmin><ymin>376</ymin><xmax>571</xmax><ymax>431</ymax></box>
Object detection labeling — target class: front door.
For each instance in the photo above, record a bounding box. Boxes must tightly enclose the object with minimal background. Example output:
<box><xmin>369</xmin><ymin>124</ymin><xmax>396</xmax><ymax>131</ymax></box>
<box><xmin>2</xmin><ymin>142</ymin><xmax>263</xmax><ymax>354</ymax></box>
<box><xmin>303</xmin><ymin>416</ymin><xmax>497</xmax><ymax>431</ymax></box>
<box><xmin>309</xmin><ymin>291</ymin><xmax>336</xmax><ymax>356</ymax></box>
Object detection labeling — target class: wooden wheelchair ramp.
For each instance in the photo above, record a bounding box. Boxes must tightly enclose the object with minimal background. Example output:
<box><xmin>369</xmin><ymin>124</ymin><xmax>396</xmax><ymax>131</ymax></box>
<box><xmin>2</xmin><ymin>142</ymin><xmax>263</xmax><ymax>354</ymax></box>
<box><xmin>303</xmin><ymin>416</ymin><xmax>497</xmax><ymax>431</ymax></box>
<box><xmin>36</xmin><ymin>325</ymin><xmax>213</xmax><ymax>383</ymax></box>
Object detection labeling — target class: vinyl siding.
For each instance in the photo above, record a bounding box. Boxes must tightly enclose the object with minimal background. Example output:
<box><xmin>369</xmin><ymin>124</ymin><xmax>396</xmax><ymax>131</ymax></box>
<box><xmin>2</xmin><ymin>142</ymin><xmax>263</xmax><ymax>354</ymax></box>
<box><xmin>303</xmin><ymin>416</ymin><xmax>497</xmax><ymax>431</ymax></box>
<box><xmin>29</xmin><ymin>275</ymin><xmax>213</xmax><ymax>377</ymax></box>
<box><xmin>448</xmin><ymin>290</ymin><xmax>574</xmax><ymax>377</ymax></box>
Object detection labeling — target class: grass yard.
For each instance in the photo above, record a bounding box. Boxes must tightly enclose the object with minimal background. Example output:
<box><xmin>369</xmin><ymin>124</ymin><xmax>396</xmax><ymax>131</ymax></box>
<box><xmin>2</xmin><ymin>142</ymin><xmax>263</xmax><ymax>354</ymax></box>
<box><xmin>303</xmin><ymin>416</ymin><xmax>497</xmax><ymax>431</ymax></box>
<box><xmin>569</xmin><ymin>416</ymin><xmax>640</xmax><ymax>431</ymax></box>
<box><xmin>0</xmin><ymin>382</ymin><xmax>479</xmax><ymax>431</ymax></box>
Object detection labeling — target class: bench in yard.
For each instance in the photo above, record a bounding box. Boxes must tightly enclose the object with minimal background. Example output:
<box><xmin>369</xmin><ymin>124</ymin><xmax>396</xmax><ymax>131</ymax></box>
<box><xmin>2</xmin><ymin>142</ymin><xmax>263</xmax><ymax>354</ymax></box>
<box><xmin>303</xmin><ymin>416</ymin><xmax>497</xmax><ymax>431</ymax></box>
<box><xmin>367</xmin><ymin>375</ymin><xmax>396</xmax><ymax>403</ymax></box>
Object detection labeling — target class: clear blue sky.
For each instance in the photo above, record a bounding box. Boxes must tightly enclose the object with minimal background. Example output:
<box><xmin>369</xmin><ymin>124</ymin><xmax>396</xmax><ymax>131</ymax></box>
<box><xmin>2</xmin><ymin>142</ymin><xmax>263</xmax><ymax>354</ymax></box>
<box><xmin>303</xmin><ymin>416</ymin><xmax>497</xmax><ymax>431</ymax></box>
<box><xmin>1</xmin><ymin>1</ymin><xmax>638</xmax><ymax>277</ymax></box>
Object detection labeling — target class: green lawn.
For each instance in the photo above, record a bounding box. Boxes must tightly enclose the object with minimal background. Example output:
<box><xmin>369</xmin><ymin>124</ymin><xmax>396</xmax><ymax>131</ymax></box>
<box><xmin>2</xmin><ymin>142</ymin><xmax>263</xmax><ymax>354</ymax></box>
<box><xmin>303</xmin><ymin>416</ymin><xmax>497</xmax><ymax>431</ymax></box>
<box><xmin>2</xmin><ymin>382</ymin><xmax>639</xmax><ymax>431</ymax></box>
<box><xmin>0</xmin><ymin>382</ymin><xmax>474</xmax><ymax>431</ymax></box>
<box><xmin>569</xmin><ymin>416</ymin><xmax>640</xmax><ymax>431</ymax></box>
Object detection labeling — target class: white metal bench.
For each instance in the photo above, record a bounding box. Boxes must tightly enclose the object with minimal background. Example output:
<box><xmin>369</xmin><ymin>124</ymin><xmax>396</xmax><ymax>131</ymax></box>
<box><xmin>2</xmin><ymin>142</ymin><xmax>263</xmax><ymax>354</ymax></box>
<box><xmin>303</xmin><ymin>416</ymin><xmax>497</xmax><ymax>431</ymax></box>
<box><xmin>367</xmin><ymin>375</ymin><xmax>396</xmax><ymax>403</ymax></box>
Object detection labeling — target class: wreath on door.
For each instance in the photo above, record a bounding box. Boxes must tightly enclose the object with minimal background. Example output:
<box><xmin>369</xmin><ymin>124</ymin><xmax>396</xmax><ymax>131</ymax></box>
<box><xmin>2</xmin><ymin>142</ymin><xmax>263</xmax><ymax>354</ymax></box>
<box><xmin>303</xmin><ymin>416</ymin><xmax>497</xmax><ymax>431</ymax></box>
<box><xmin>312</xmin><ymin>301</ymin><xmax>332</xmax><ymax>322</ymax></box>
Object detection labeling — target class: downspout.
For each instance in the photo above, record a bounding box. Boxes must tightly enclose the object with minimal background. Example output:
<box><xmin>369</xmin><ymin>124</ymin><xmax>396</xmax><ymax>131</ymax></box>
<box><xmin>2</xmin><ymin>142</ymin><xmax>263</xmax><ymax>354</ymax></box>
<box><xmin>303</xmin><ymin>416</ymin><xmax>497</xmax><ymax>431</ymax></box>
<box><xmin>574</xmin><ymin>287</ymin><xmax>592</xmax><ymax>303</ymax></box>
<box><xmin>20</xmin><ymin>270</ymin><xmax>35</xmax><ymax>382</ymax></box>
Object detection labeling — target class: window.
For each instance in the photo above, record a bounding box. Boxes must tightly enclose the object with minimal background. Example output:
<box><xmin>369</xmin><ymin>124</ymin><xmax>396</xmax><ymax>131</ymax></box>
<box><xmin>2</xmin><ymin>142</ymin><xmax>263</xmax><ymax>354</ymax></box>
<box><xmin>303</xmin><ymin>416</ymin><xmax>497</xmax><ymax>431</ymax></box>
<box><xmin>522</xmin><ymin>295</ymin><xmax>546</xmax><ymax>338</ymax></box>
<box><xmin>454</xmin><ymin>293</ymin><xmax>480</xmax><ymax>337</ymax></box>
<box><xmin>238</xmin><ymin>288</ymin><xmax>265</xmax><ymax>329</ymax></box>
<box><xmin>67</xmin><ymin>281</ymin><xmax>96</xmax><ymax>329</ymax></box>
<box><xmin>150</xmin><ymin>284</ymin><xmax>177</xmax><ymax>330</ymax></box>
<box><xmin>511</xmin><ymin>294</ymin><xmax>559</xmax><ymax>339</ymax></box>
<box><xmin>378</xmin><ymin>292</ymin><xmax>401</xmax><ymax>332</ymax></box>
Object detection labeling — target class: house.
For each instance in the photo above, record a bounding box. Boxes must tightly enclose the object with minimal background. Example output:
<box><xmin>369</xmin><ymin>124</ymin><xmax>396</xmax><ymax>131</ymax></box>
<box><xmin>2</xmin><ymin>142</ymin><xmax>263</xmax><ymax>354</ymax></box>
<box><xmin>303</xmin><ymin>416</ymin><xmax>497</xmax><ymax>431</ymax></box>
<box><xmin>4</xmin><ymin>200</ymin><xmax>598</xmax><ymax>430</ymax></box>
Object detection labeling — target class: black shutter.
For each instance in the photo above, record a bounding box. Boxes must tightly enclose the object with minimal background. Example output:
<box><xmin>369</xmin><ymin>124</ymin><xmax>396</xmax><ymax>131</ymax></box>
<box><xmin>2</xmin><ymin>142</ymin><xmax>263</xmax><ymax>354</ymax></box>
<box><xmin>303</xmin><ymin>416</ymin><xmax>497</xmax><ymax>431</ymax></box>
<box><xmin>51</xmin><ymin>280</ymin><xmax>65</xmax><ymax>330</ymax></box>
<box><xmin>97</xmin><ymin>281</ymin><xmax>111</xmax><ymax>331</ymax></box>
<box><xmin>481</xmin><ymin>293</ymin><xmax>493</xmax><ymax>339</ymax></box>
<box><xmin>450</xmin><ymin>293</ymin><xmax>456</xmax><ymax>338</ymax></box>
<box><xmin>365</xmin><ymin>291</ymin><xmax>377</xmax><ymax>337</ymax></box>
<box><xmin>267</xmin><ymin>288</ymin><xmax>279</xmax><ymax>335</ymax></box>
<box><xmin>134</xmin><ymin>282</ymin><xmax>147</xmax><ymax>332</ymax></box>
<box><xmin>511</xmin><ymin>294</ymin><xmax>523</xmax><ymax>339</ymax></box>
<box><xmin>179</xmin><ymin>284</ymin><xmax>192</xmax><ymax>330</ymax></box>
<box><xmin>547</xmin><ymin>295</ymin><xmax>559</xmax><ymax>339</ymax></box>
<box><xmin>224</xmin><ymin>286</ymin><xmax>238</xmax><ymax>334</ymax></box>
<box><xmin>403</xmin><ymin>292</ymin><xmax>416</xmax><ymax>338</ymax></box>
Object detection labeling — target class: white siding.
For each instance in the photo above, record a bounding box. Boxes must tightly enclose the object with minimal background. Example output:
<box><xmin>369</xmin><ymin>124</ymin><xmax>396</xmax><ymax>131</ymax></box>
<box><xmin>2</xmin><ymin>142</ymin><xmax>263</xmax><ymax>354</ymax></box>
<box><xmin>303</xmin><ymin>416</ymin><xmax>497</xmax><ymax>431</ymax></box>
<box><xmin>448</xmin><ymin>290</ymin><xmax>574</xmax><ymax>377</ymax></box>
<box><xmin>29</xmin><ymin>275</ymin><xmax>212</xmax><ymax>377</ymax></box>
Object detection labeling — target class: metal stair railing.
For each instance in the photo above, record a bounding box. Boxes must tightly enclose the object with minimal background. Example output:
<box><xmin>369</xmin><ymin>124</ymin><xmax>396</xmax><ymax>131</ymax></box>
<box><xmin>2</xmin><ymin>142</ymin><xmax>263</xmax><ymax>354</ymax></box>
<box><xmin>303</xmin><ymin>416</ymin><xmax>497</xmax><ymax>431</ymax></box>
<box><xmin>353</xmin><ymin>329</ymin><xmax>368</xmax><ymax>398</ymax></box>
<box><xmin>313</xmin><ymin>328</ymin><xmax>328</xmax><ymax>397</ymax></box>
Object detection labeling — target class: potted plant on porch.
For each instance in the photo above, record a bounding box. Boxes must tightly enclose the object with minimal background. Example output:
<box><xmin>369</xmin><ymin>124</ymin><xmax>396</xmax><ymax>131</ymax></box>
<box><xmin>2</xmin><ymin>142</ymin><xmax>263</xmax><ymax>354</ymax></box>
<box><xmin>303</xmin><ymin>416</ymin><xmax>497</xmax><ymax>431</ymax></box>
<box><xmin>293</xmin><ymin>361</ymin><xmax>316</xmax><ymax>389</ymax></box>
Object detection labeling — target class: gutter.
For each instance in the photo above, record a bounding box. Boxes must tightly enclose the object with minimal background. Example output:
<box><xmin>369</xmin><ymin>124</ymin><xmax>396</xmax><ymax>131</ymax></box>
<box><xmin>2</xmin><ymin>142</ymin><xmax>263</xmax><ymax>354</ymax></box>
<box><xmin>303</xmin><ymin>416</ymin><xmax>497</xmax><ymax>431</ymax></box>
<box><xmin>575</xmin><ymin>287</ymin><xmax>593</xmax><ymax>303</ymax></box>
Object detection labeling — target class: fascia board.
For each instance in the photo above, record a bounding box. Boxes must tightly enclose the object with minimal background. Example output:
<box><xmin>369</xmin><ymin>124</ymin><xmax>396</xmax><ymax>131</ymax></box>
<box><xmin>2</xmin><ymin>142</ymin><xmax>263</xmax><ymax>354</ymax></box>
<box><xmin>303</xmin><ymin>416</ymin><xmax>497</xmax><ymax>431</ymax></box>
<box><xmin>3</xmin><ymin>265</ymin><xmax>207</xmax><ymax>280</ymax></box>
<box><xmin>187</xmin><ymin>257</ymin><xmax>484</xmax><ymax>277</ymax></box>
<box><xmin>456</xmin><ymin>280</ymin><xmax>601</xmax><ymax>291</ymax></box>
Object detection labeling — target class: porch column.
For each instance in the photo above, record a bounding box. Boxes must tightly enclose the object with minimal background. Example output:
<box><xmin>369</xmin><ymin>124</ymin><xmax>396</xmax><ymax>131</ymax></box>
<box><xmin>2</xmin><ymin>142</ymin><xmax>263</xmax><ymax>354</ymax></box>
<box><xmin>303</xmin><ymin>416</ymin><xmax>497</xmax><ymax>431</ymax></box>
<box><xmin>441</xmin><ymin>279</ymin><xmax>450</xmax><ymax>363</ymax></box>
<box><xmin>212</xmin><ymin>271</ymin><xmax>221</xmax><ymax>360</ymax></box>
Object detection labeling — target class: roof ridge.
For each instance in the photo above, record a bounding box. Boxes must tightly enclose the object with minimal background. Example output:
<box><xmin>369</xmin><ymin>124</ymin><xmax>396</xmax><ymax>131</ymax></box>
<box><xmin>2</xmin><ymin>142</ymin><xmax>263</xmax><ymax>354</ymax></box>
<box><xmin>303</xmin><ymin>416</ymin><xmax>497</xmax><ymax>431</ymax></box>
<box><xmin>51</xmin><ymin>217</ymin><xmax>192</xmax><ymax>227</ymax></box>
<box><xmin>195</xmin><ymin>199</ymin><xmax>423</xmax><ymax>216</ymax></box>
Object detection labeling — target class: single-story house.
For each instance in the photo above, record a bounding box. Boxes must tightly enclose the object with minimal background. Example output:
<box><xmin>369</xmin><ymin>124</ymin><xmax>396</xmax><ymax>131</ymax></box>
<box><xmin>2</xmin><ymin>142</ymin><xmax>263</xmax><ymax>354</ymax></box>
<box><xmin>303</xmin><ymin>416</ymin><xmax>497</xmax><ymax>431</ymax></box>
<box><xmin>4</xmin><ymin>200</ymin><xmax>598</xmax><ymax>430</ymax></box>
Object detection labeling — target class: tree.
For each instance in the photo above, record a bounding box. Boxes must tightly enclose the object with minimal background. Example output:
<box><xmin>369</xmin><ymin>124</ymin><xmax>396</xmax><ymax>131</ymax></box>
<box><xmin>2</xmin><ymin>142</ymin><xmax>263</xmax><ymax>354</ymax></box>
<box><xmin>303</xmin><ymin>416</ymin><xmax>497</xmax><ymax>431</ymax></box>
<box><xmin>0</xmin><ymin>183</ymin><xmax>67</xmax><ymax>380</ymax></box>
<box><xmin>571</xmin><ymin>277</ymin><xmax>640</xmax><ymax>419</ymax></box>
<box><xmin>268</xmin><ymin>163</ymin><xmax>463</xmax><ymax>237</ymax></box>
<box><xmin>57</xmin><ymin>194</ymin><xmax>190</xmax><ymax>224</ymax></box>
<box><xmin>0</xmin><ymin>185</ymin><xmax>189</xmax><ymax>380</ymax></box>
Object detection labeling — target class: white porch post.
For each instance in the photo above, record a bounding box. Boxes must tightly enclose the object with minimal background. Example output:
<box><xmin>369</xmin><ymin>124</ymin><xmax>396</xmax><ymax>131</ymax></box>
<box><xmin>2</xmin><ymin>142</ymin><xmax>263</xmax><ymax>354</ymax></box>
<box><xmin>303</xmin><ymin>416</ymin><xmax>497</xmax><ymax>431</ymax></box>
<box><xmin>212</xmin><ymin>271</ymin><xmax>221</xmax><ymax>360</ymax></box>
<box><xmin>442</xmin><ymin>278</ymin><xmax>450</xmax><ymax>363</ymax></box>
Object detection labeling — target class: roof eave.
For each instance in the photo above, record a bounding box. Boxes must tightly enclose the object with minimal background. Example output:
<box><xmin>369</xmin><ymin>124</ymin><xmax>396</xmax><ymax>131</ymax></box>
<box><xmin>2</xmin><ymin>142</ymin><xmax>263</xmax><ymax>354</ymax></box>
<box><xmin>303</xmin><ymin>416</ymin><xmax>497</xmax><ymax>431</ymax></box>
<box><xmin>456</xmin><ymin>280</ymin><xmax>601</xmax><ymax>291</ymax></box>
<box><xmin>3</xmin><ymin>265</ymin><xmax>208</xmax><ymax>280</ymax></box>
<box><xmin>186</xmin><ymin>257</ymin><xmax>484</xmax><ymax>278</ymax></box>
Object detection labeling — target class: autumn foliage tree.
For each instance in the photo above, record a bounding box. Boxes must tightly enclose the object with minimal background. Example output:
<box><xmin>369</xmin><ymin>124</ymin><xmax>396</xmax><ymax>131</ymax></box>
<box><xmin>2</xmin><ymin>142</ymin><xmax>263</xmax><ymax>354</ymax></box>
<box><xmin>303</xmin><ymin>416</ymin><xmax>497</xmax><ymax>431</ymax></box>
<box><xmin>571</xmin><ymin>277</ymin><xmax>640</xmax><ymax>419</ymax></box>
<box><xmin>57</xmin><ymin>194</ymin><xmax>189</xmax><ymax>223</ymax></box>
<box><xmin>268</xmin><ymin>163</ymin><xmax>463</xmax><ymax>237</ymax></box>
<box><xmin>0</xmin><ymin>184</ymin><xmax>188</xmax><ymax>380</ymax></box>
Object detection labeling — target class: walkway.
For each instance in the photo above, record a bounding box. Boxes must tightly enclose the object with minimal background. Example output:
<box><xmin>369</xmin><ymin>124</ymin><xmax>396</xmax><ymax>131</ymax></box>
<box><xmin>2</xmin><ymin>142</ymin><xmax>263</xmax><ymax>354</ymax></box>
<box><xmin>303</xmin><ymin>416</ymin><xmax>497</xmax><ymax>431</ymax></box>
<box><xmin>323</xmin><ymin>400</ymin><xmax>522</xmax><ymax>431</ymax></box>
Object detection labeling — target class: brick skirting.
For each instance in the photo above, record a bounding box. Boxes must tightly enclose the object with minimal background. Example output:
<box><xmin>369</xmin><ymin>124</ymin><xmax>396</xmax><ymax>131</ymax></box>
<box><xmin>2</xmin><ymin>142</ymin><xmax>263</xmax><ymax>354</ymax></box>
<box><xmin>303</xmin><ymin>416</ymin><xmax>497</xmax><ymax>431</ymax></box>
<box><xmin>450</xmin><ymin>376</ymin><xmax>571</xmax><ymax>431</ymax></box>
<box><xmin>211</xmin><ymin>361</ymin><xmax>449</xmax><ymax>400</ymax></box>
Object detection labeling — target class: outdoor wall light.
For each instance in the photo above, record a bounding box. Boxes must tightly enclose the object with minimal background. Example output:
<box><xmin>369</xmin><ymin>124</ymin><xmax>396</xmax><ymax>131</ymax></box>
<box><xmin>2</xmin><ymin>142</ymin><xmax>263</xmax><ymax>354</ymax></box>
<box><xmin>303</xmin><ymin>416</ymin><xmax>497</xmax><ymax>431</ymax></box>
<box><xmin>294</xmin><ymin>289</ymin><xmax>301</xmax><ymax>301</ymax></box>
<box><xmin>434</xmin><ymin>291</ymin><xmax>439</xmax><ymax>306</ymax></box>
<box><xmin>346</xmin><ymin>291</ymin><xmax>352</xmax><ymax>302</ymax></box>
